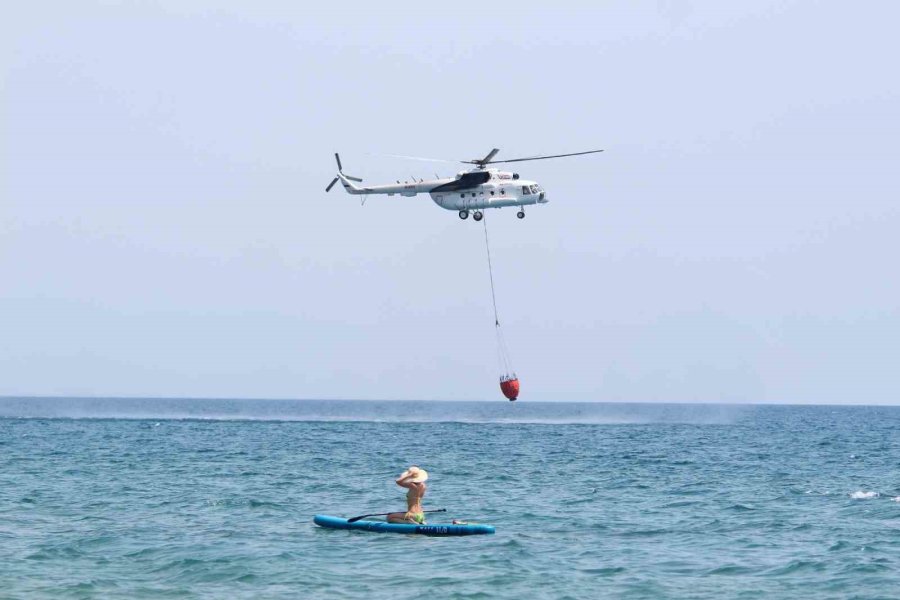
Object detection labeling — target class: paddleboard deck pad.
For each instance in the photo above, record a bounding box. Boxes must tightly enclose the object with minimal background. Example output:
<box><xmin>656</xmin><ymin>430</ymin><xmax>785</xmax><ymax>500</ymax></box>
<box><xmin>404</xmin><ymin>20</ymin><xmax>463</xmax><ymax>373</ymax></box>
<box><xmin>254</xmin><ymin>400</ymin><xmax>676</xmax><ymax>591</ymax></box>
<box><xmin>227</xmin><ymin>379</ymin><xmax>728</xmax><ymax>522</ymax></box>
<box><xmin>314</xmin><ymin>515</ymin><xmax>495</xmax><ymax>536</ymax></box>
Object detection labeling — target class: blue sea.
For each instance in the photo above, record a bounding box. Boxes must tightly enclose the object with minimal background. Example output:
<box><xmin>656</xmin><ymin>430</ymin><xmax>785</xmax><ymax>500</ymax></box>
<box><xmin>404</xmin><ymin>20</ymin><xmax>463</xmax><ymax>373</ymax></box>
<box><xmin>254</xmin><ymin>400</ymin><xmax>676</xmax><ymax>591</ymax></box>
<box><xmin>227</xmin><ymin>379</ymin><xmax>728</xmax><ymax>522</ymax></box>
<box><xmin>1</xmin><ymin>398</ymin><xmax>899</xmax><ymax>599</ymax></box>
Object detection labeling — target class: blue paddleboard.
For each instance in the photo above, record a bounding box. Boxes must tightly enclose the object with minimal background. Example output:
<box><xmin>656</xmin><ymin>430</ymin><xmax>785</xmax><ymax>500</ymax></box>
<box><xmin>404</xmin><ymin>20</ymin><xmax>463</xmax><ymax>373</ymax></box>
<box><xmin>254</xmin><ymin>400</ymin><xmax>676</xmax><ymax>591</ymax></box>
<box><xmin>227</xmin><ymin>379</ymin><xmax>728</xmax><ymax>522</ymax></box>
<box><xmin>313</xmin><ymin>514</ymin><xmax>495</xmax><ymax>536</ymax></box>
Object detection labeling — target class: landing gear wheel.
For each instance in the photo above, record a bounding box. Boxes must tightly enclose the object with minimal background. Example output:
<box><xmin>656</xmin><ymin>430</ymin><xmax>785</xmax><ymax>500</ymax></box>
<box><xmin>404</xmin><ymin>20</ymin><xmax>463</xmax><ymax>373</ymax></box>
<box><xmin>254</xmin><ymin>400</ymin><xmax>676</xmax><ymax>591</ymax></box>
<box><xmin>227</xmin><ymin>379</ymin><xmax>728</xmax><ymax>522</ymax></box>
<box><xmin>473</xmin><ymin>211</ymin><xmax>483</xmax><ymax>222</ymax></box>
<box><xmin>516</xmin><ymin>210</ymin><xmax>525</xmax><ymax>219</ymax></box>
<box><xmin>459</xmin><ymin>210</ymin><xmax>469</xmax><ymax>220</ymax></box>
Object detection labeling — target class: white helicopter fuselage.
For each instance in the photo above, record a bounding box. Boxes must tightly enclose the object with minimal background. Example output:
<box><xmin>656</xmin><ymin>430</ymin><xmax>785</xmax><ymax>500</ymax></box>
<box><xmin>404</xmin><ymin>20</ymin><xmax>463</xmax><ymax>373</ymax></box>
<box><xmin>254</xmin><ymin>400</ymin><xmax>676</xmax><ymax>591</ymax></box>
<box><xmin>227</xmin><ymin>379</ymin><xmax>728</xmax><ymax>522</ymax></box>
<box><xmin>327</xmin><ymin>148</ymin><xmax>602</xmax><ymax>219</ymax></box>
<box><xmin>338</xmin><ymin>168</ymin><xmax>548</xmax><ymax>212</ymax></box>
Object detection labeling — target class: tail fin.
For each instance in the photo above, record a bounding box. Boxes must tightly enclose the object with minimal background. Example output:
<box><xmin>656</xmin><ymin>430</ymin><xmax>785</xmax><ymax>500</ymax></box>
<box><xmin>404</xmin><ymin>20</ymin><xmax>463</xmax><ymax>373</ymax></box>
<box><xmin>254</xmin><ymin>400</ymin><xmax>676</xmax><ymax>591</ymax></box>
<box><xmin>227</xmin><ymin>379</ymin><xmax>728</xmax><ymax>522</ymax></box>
<box><xmin>325</xmin><ymin>153</ymin><xmax>363</xmax><ymax>193</ymax></box>
<box><xmin>337</xmin><ymin>173</ymin><xmax>364</xmax><ymax>195</ymax></box>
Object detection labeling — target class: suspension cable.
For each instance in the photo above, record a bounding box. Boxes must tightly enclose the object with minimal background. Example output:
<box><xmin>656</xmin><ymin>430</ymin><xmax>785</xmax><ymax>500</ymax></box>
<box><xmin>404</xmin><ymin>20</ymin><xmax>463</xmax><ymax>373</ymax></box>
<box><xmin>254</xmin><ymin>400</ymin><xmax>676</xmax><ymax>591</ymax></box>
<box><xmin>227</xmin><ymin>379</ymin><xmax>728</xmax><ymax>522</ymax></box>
<box><xmin>482</xmin><ymin>217</ymin><xmax>500</xmax><ymax>327</ymax></box>
<box><xmin>482</xmin><ymin>216</ymin><xmax>515</xmax><ymax>377</ymax></box>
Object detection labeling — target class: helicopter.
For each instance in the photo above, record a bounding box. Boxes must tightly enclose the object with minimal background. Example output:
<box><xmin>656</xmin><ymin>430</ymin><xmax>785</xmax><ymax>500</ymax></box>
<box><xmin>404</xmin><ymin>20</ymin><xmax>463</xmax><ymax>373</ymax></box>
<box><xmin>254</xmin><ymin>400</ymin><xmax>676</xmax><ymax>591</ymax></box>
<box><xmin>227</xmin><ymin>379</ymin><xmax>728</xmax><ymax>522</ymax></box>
<box><xmin>325</xmin><ymin>148</ymin><xmax>603</xmax><ymax>220</ymax></box>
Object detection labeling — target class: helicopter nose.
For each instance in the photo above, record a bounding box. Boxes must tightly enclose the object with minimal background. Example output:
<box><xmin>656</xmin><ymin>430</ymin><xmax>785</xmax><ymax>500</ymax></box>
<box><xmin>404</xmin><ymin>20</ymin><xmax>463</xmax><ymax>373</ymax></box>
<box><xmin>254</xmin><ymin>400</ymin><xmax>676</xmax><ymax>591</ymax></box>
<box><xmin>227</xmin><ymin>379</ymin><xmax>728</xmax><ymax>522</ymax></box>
<box><xmin>538</xmin><ymin>192</ymin><xmax>548</xmax><ymax>204</ymax></box>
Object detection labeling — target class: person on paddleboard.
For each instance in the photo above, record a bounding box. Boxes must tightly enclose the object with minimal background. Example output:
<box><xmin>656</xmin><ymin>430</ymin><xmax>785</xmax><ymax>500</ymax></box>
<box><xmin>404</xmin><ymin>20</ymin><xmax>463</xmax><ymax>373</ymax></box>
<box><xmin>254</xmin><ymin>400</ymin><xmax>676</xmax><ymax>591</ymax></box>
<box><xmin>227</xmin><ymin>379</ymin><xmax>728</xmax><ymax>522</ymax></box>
<box><xmin>387</xmin><ymin>466</ymin><xmax>428</xmax><ymax>524</ymax></box>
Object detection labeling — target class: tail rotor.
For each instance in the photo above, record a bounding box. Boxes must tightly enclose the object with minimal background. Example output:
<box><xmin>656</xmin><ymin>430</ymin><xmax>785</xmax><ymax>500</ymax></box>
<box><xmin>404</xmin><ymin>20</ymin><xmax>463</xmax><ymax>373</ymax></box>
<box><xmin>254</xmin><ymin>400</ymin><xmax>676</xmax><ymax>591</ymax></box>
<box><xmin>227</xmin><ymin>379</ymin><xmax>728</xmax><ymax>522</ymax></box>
<box><xmin>326</xmin><ymin>153</ymin><xmax>363</xmax><ymax>192</ymax></box>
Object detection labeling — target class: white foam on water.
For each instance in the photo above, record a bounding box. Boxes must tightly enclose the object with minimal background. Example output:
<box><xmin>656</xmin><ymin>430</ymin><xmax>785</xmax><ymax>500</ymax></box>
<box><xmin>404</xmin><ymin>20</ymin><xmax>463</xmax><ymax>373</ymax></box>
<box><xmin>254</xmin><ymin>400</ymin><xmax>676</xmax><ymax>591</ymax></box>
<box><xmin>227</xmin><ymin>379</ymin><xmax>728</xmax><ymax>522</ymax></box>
<box><xmin>850</xmin><ymin>490</ymin><xmax>879</xmax><ymax>500</ymax></box>
<box><xmin>0</xmin><ymin>398</ymin><xmax>751</xmax><ymax>426</ymax></box>
<box><xmin>891</xmin><ymin>497</ymin><xmax>900</xmax><ymax>503</ymax></box>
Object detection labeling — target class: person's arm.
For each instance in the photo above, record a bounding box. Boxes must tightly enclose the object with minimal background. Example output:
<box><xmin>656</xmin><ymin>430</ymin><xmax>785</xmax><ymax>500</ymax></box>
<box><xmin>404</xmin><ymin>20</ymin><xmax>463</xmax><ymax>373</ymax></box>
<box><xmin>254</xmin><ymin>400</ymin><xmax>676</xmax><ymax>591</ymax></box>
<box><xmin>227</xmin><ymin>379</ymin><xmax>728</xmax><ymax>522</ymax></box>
<box><xmin>395</xmin><ymin>467</ymin><xmax>419</xmax><ymax>488</ymax></box>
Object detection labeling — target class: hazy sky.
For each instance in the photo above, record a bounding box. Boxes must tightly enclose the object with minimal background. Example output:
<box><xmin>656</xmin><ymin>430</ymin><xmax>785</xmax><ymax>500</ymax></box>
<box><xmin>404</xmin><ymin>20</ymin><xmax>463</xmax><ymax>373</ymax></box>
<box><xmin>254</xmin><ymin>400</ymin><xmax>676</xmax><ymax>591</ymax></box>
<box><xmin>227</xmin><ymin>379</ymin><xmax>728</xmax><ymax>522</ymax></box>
<box><xmin>3</xmin><ymin>1</ymin><xmax>899</xmax><ymax>403</ymax></box>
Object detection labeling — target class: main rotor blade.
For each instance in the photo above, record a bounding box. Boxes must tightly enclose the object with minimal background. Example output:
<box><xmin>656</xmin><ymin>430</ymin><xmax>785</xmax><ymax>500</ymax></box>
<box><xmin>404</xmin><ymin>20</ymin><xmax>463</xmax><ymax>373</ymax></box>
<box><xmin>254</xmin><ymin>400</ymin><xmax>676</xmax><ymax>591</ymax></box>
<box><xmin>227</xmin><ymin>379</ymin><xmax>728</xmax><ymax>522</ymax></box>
<box><xmin>378</xmin><ymin>153</ymin><xmax>457</xmax><ymax>164</ymax></box>
<box><xmin>480</xmin><ymin>148</ymin><xmax>500</xmax><ymax>164</ymax></box>
<box><xmin>481</xmin><ymin>149</ymin><xmax>604</xmax><ymax>165</ymax></box>
<box><xmin>335</xmin><ymin>153</ymin><xmax>343</xmax><ymax>172</ymax></box>
<box><xmin>326</xmin><ymin>177</ymin><xmax>339</xmax><ymax>192</ymax></box>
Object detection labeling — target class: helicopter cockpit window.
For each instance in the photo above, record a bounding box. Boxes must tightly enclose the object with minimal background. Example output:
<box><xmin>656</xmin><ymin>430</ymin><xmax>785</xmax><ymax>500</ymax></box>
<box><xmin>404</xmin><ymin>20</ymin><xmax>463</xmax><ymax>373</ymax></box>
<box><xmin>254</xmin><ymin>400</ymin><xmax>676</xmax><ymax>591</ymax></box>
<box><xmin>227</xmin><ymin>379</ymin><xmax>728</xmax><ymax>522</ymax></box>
<box><xmin>522</xmin><ymin>186</ymin><xmax>530</xmax><ymax>195</ymax></box>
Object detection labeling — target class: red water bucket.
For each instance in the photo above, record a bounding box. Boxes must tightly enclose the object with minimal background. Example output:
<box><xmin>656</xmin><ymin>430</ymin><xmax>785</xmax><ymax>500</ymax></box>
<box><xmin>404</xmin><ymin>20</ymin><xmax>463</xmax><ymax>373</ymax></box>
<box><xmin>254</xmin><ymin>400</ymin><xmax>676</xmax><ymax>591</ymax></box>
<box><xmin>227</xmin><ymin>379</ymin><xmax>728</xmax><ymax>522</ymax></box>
<box><xmin>500</xmin><ymin>377</ymin><xmax>519</xmax><ymax>401</ymax></box>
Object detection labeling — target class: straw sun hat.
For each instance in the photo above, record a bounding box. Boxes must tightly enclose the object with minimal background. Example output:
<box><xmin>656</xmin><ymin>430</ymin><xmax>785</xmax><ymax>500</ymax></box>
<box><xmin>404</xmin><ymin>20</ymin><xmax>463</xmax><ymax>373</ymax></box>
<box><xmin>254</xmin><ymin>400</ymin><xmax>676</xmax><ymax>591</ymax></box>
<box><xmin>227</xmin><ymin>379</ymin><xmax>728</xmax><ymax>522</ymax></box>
<box><xmin>399</xmin><ymin>466</ymin><xmax>429</xmax><ymax>483</ymax></box>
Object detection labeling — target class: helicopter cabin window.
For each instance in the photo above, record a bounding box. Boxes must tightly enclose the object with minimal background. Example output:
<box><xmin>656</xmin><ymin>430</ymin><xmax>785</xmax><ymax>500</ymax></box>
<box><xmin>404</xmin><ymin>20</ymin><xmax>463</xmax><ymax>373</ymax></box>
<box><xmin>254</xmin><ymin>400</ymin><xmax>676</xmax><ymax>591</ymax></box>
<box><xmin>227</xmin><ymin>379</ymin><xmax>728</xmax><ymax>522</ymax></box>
<box><xmin>460</xmin><ymin>194</ymin><xmax>465</xmax><ymax>198</ymax></box>
<box><xmin>512</xmin><ymin>173</ymin><xmax>520</xmax><ymax>180</ymax></box>
<box><xmin>490</xmin><ymin>191</ymin><xmax>495</xmax><ymax>195</ymax></box>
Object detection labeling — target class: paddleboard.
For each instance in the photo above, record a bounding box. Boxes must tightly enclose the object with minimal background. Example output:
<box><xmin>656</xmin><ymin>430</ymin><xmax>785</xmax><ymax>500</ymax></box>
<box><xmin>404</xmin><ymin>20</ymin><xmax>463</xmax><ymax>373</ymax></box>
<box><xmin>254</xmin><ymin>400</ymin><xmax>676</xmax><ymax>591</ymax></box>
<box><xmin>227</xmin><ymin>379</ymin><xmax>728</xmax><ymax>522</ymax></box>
<box><xmin>313</xmin><ymin>514</ymin><xmax>495</xmax><ymax>536</ymax></box>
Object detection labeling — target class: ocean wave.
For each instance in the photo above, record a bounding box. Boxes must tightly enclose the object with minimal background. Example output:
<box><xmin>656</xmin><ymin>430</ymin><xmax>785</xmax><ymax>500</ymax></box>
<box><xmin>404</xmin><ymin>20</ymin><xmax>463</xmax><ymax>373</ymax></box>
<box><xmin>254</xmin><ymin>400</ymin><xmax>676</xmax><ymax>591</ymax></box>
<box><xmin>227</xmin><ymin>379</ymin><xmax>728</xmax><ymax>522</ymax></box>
<box><xmin>706</xmin><ymin>565</ymin><xmax>757</xmax><ymax>576</ymax></box>
<box><xmin>828</xmin><ymin>540</ymin><xmax>852</xmax><ymax>551</ymax></box>
<box><xmin>660</xmin><ymin>500</ymin><xmax>702</xmax><ymax>509</ymax></box>
<box><xmin>205</xmin><ymin>498</ymin><xmax>283</xmax><ymax>509</ymax></box>
<box><xmin>580</xmin><ymin>566</ymin><xmax>626</xmax><ymax>576</ymax></box>
<box><xmin>850</xmin><ymin>491</ymin><xmax>879</xmax><ymax>500</ymax></box>
<box><xmin>0</xmin><ymin>398</ymin><xmax>749</xmax><ymax>425</ymax></box>
<box><xmin>765</xmin><ymin>560</ymin><xmax>827</xmax><ymax>576</ymax></box>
